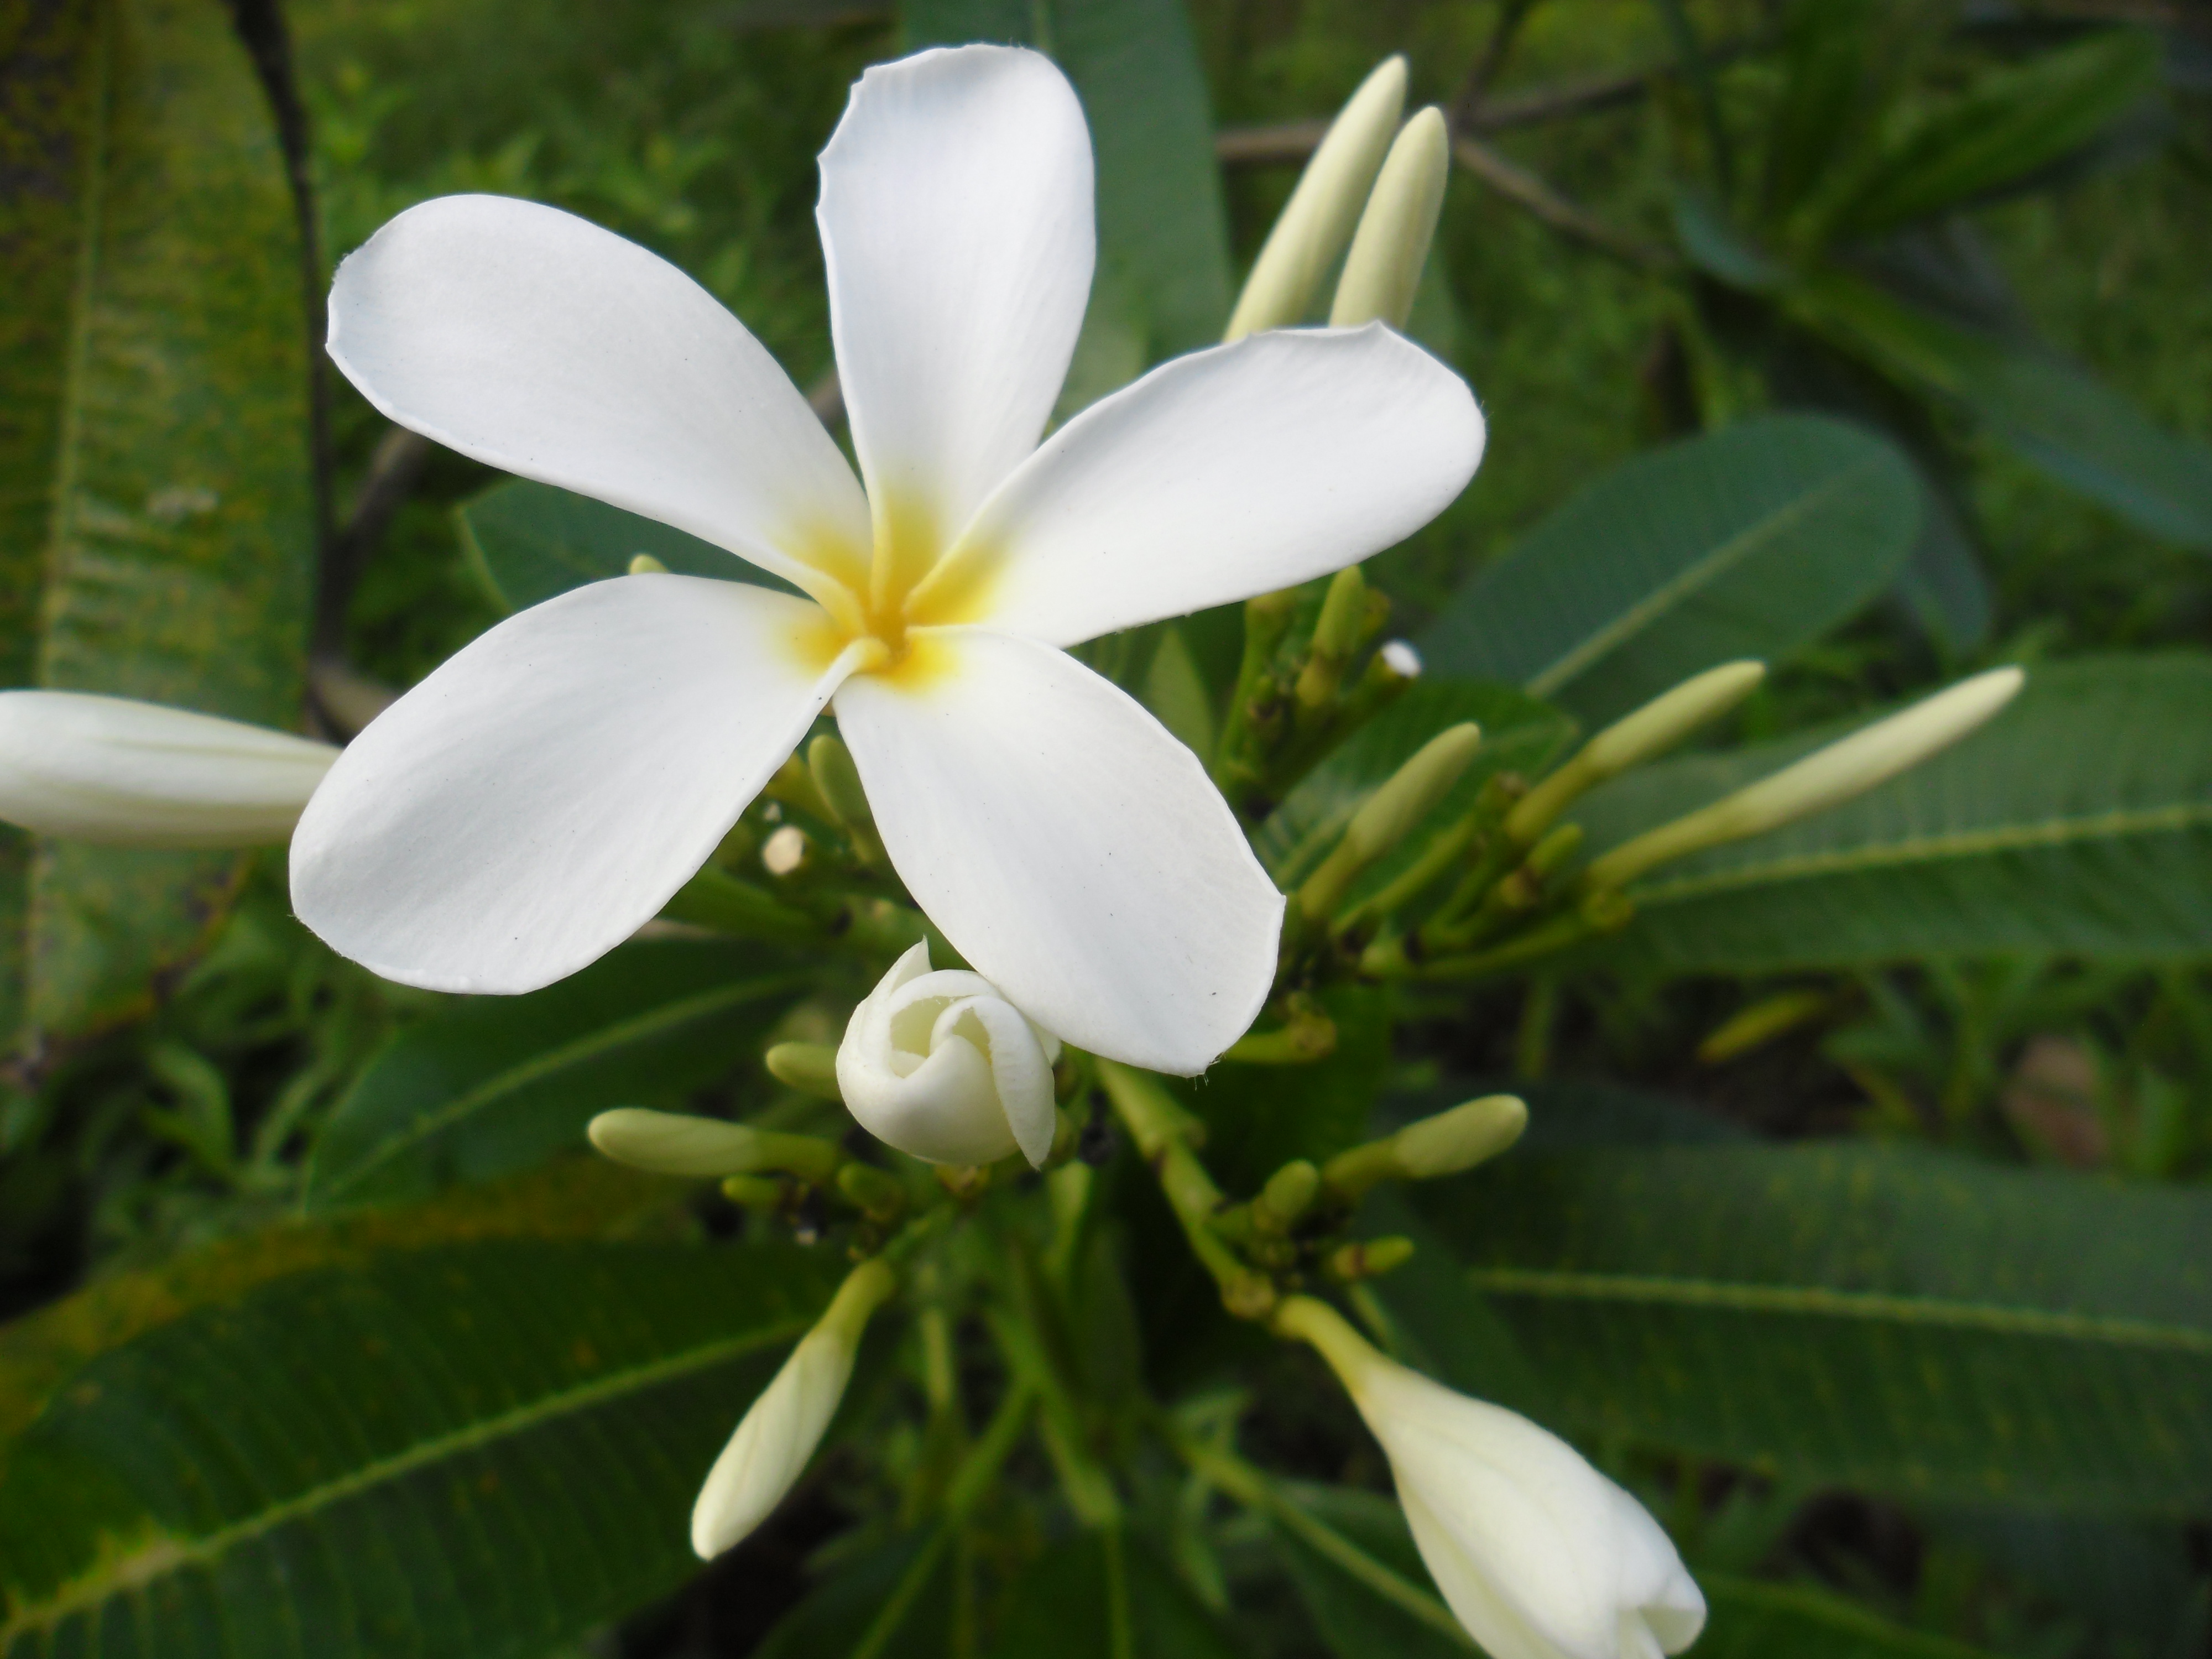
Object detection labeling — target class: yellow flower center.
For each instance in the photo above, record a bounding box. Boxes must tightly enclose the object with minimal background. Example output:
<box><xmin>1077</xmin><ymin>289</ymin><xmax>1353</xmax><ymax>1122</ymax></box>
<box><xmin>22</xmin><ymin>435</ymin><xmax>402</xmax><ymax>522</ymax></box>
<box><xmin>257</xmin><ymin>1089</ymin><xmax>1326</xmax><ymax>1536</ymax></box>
<box><xmin>784</xmin><ymin>492</ymin><xmax>998</xmax><ymax>688</ymax></box>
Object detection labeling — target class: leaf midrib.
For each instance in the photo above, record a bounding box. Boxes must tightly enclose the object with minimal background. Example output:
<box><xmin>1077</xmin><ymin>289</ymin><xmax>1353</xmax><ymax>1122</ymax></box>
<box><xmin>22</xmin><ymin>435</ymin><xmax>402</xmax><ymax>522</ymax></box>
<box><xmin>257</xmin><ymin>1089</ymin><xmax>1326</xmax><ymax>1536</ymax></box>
<box><xmin>1526</xmin><ymin>454</ymin><xmax>1884</xmax><ymax>699</ymax></box>
<box><xmin>0</xmin><ymin>1311</ymin><xmax>808</xmax><ymax>1645</ymax></box>
<box><xmin>1629</xmin><ymin>799</ymin><xmax>2212</xmax><ymax>906</ymax></box>
<box><xmin>316</xmin><ymin>970</ymin><xmax>807</xmax><ymax>1201</ymax></box>
<box><xmin>1467</xmin><ymin>1266</ymin><xmax>2212</xmax><ymax>1352</ymax></box>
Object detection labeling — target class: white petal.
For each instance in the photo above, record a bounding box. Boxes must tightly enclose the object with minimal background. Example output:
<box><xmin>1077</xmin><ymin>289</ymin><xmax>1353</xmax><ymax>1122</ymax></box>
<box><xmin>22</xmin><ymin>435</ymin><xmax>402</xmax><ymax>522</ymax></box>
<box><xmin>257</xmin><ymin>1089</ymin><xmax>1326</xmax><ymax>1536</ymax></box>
<box><xmin>925</xmin><ymin>326</ymin><xmax>1483</xmax><ymax>648</ymax></box>
<box><xmin>819</xmin><ymin>47</ymin><xmax>1093</xmax><ymax>568</ymax></box>
<box><xmin>938</xmin><ymin>993</ymin><xmax>1058</xmax><ymax>1167</ymax></box>
<box><xmin>329</xmin><ymin>195</ymin><xmax>870</xmax><ymax>601</ymax></box>
<box><xmin>834</xmin><ymin>630</ymin><xmax>1281</xmax><ymax>1073</ymax></box>
<box><xmin>0</xmin><ymin>692</ymin><xmax>335</xmax><ymax>848</ymax></box>
<box><xmin>291</xmin><ymin>576</ymin><xmax>852</xmax><ymax>994</ymax></box>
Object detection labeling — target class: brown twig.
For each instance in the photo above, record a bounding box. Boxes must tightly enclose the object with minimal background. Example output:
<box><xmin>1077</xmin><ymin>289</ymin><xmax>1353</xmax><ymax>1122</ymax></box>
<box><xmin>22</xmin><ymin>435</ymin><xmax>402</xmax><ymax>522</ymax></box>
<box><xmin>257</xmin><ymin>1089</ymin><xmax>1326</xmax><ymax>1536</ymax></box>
<box><xmin>1450</xmin><ymin>135</ymin><xmax>1673</xmax><ymax>268</ymax></box>
<box><xmin>314</xmin><ymin>424</ymin><xmax>432</xmax><ymax>661</ymax></box>
<box><xmin>1452</xmin><ymin>0</ymin><xmax>1542</xmax><ymax>128</ymax></box>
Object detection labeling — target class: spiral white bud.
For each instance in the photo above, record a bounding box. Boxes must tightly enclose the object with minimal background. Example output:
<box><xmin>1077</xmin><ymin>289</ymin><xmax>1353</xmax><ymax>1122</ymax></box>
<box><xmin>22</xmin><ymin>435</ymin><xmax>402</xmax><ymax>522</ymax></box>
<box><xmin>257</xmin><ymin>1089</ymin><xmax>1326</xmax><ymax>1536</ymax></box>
<box><xmin>836</xmin><ymin>941</ymin><xmax>1061</xmax><ymax>1168</ymax></box>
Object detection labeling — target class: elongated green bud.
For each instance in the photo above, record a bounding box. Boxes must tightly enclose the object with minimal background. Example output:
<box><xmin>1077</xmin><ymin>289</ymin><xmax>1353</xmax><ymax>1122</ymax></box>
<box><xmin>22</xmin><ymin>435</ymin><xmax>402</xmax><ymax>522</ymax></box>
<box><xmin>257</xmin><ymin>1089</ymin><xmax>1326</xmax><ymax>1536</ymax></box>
<box><xmin>1322</xmin><ymin>1093</ymin><xmax>1527</xmax><ymax>1199</ymax></box>
<box><xmin>1300</xmin><ymin>722</ymin><xmax>1484</xmax><ymax>919</ymax></box>
<box><xmin>1226</xmin><ymin>57</ymin><xmax>1407</xmax><ymax>340</ymax></box>
<box><xmin>765</xmin><ymin>1040</ymin><xmax>842</xmax><ymax>1099</ymax></box>
<box><xmin>807</xmin><ymin>734</ymin><xmax>872</xmax><ymax>827</ymax></box>
<box><xmin>1257</xmin><ymin>1159</ymin><xmax>1322</xmax><ymax>1233</ymax></box>
<box><xmin>836</xmin><ymin>1161</ymin><xmax>906</xmax><ymax>1222</ymax></box>
<box><xmin>1326</xmin><ymin>1236</ymin><xmax>1415</xmax><ymax>1282</ymax></box>
<box><xmin>1586</xmin><ymin>667</ymin><xmax>2023</xmax><ymax>891</ymax></box>
<box><xmin>1507</xmin><ymin>661</ymin><xmax>1766</xmax><ymax>846</ymax></box>
<box><xmin>1390</xmin><ymin>1094</ymin><xmax>1528</xmax><ymax>1179</ymax></box>
<box><xmin>1331</xmin><ymin>107</ymin><xmax>1450</xmax><ymax>328</ymax></box>
<box><xmin>627</xmin><ymin>552</ymin><xmax>670</xmax><ymax>575</ymax></box>
<box><xmin>587</xmin><ymin>1108</ymin><xmax>842</xmax><ymax>1183</ymax></box>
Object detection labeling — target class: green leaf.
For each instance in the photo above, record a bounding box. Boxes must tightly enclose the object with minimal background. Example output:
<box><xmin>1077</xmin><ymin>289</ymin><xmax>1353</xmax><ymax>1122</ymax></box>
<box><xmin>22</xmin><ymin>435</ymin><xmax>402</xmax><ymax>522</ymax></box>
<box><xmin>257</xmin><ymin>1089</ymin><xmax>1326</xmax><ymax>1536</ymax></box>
<box><xmin>1270</xmin><ymin>1485</ymin><xmax>1469</xmax><ymax>1659</ymax></box>
<box><xmin>986</xmin><ymin>1530</ymin><xmax>1241</xmax><ymax>1659</ymax></box>
<box><xmin>1577</xmin><ymin>655</ymin><xmax>2212</xmax><ymax>972</ymax></box>
<box><xmin>1821</xmin><ymin>30</ymin><xmax>2163</xmax><ymax>241</ymax></box>
<box><xmin>1418</xmin><ymin>416</ymin><xmax>1920</xmax><ymax>725</ymax></box>
<box><xmin>1253</xmin><ymin>677</ymin><xmax>1577</xmax><ymax>895</ymax></box>
<box><xmin>904</xmin><ymin>0</ymin><xmax>1232</xmax><ymax>395</ymax></box>
<box><xmin>1699</xmin><ymin>1574</ymin><xmax>2002</xmax><ymax>1659</ymax></box>
<box><xmin>457</xmin><ymin>478</ymin><xmax>785</xmax><ymax>613</ymax></box>
<box><xmin>0</xmin><ymin>1158</ymin><xmax>677</xmax><ymax>1450</ymax></box>
<box><xmin>306</xmin><ymin>940</ymin><xmax>809</xmax><ymax>1213</ymax></box>
<box><xmin>1793</xmin><ymin>270</ymin><xmax>2212</xmax><ymax>550</ymax></box>
<box><xmin>0</xmin><ymin>1239</ymin><xmax>839</xmax><ymax>1658</ymax></box>
<box><xmin>1408</xmin><ymin>1138</ymin><xmax>2212</xmax><ymax>1514</ymax></box>
<box><xmin>0</xmin><ymin>0</ymin><xmax>311</xmax><ymax>1051</ymax></box>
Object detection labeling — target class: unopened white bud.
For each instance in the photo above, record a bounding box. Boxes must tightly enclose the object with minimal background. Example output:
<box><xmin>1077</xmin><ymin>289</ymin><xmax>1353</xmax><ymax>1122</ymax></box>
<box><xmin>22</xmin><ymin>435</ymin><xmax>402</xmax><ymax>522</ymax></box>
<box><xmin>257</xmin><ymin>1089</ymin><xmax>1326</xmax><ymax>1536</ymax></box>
<box><xmin>1330</xmin><ymin>107</ymin><xmax>1450</xmax><ymax>329</ymax></box>
<box><xmin>1380</xmin><ymin>640</ymin><xmax>1422</xmax><ymax>679</ymax></box>
<box><xmin>691</xmin><ymin>1258</ymin><xmax>896</xmax><ymax>1558</ymax></box>
<box><xmin>836</xmin><ymin>941</ymin><xmax>1061</xmax><ymax>1168</ymax></box>
<box><xmin>1587</xmin><ymin>667</ymin><xmax>2023</xmax><ymax>890</ymax></box>
<box><xmin>1225</xmin><ymin>57</ymin><xmax>1407</xmax><ymax>341</ymax></box>
<box><xmin>1391</xmin><ymin>1093</ymin><xmax>1527</xmax><ymax>1179</ymax></box>
<box><xmin>1507</xmin><ymin>661</ymin><xmax>1766</xmax><ymax>845</ymax></box>
<box><xmin>1276</xmin><ymin>1296</ymin><xmax>1706</xmax><ymax>1659</ymax></box>
<box><xmin>760</xmin><ymin>825</ymin><xmax>808</xmax><ymax>876</ymax></box>
<box><xmin>587</xmin><ymin>1107</ymin><xmax>759</xmax><ymax>1177</ymax></box>
<box><xmin>0</xmin><ymin>691</ymin><xmax>336</xmax><ymax>848</ymax></box>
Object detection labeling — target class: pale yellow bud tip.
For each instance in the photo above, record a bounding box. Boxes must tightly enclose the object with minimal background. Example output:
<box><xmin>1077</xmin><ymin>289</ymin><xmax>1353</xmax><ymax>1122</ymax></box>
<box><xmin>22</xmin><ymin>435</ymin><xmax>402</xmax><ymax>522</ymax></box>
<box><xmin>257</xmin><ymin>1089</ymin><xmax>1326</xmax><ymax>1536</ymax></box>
<box><xmin>1391</xmin><ymin>1093</ymin><xmax>1527</xmax><ymax>1179</ymax></box>
<box><xmin>1348</xmin><ymin>722</ymin><xmax>1483</xmax><ymax>860</ymax></box>
<box><xmin>627</xmin><ymin>552</ymin><xmax>670</xmax><ymax>576</ymax></box>
<box><xmin>1331</xmin><ymin>106</ymin><xmax>1451</xmax><ymax>330</ymax></box>
<box><xmin>588</xmin><ymin>1107</ymin><xmax>761</xmax><ymax>1177</ymax></box>
<box><xmin>1225</xmin><ymin>56</ymin><xmax>1408</xmax><ymax>340</ymax></box>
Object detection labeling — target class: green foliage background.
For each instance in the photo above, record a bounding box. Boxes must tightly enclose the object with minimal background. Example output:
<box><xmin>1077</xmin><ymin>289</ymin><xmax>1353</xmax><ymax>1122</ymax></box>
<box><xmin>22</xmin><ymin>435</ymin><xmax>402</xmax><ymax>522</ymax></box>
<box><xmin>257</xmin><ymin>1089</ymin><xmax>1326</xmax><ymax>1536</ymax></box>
<box><xmin>1</xmin><ymin>1</ymin><xmax>2209</xmax><ymax>1657</ymax></box>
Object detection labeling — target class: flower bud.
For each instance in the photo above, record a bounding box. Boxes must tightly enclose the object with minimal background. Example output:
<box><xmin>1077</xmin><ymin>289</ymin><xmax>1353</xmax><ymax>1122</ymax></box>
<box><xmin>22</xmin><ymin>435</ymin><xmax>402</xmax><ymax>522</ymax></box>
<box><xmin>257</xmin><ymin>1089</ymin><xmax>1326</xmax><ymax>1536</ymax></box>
<box><xmin>1225</xmin><ymin>57</ymin><xmax>1408</xmax><ymax>340</ymax></box>
<box><xmin>1301</xmin><ymin>723</ymin><xmax>1483</xmax><ymax>919</ymax></box>
<box><xmin>1331</xmin><ymin>107</ymin><xmax>1451</xmax><ymax>329</ymax></box>
<box><xmin>0</xmin><ymin>691</ymin><xmax>337</xmax><ymax>848</ymax></box>
<box><xmin>1507</xmin><ymin>662</ymin><xmax>1765</xmax><ymax>847</ymax></box>
<box><xmin>587</xmin><ymin>1107</ymin><xmax>843</xmax><ymax>1182</ymax></box>
<box><xmin>836</xmin><ymin>941</ymin><xmax>1061</xmax><ymax>1168</ymax></box>
<box><xmin>1390</xmin><ymin>1093</ymin><xmax>1528</xmax><ymax>1180</ymax></box>
<box><xmin>1276</xmin><ymin>1296</ymin><xmax>1706</xmax><ymax>1659</ymax></box>
<box><xmin>1587</xmin><ymin>667</ymin><xmax>2023</xmax><ymax>890</ymax></box>
<box><xmin>692</xmin><ymin>1258</ymin><xmax>896</xmax><ymax>1558</ymax></box>
<box><xmin>627</xmin><ymin>552</ymin><xmax>669</xmax><ymax>575</ymax></box>
<box><xmin>807</xmin><ymin>733</ymin><xmax>873</xmax><ymax>828</ymax></box>
<box><xmin>760</xmin><ymin>824</ymin><xmax>808</xmax><ymax>876</ymax></box>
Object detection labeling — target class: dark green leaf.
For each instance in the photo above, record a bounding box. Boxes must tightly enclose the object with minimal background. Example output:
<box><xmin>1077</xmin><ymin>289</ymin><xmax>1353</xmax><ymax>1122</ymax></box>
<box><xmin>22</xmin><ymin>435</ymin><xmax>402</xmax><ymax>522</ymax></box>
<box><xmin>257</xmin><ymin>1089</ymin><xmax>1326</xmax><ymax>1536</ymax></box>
<box><xmin>1410</xmin><ymin>1138</ymin><xmax>2212</xmax><ymax>1514</ymax></box>
<box><xmin>1794</xmin><ymin>270</ymin><xmax>2212</xmax><ymax>549</ymax></box>
<box><xmin>752</xmin><ymin>1531</ymin><xmax>954</xmax><ymax>1659</ymax></box>
<box><xmin>1699</xmin><ymin>1574</ymin><xmax>2001</xmax><ymax>1659</ymax></box>
<box><xmin>0</xmin><ymin>0</ymin><xmax>311</xmax><ymax>1050</ymax></box>
<box><xmin>986</xmin><ymin>1530</ymin><xmax>1241</xmax><ymax>1659</ymax></box>
<box><xmin>1822</xmin><ymin>30</ymin><xmax>2162</xmax><ymax>241</ymax></box>
<box><xmin>1418</xmin><ymin>416</ymin><xmax>1919</xmax><ymax>725</ymax></box>
<box><xmin>306</xmin><ymin>940</ymin><xmax>808</xmax><ymax>1213</ymax></box>
<box><xmin>1578</xmin><ymin>655</ymin><xmax>2212</xmax><ymax>972</ymax></box>
<box><xmin>0</xmin><ymin>1239</ymin><xmax>839</xmax><ymax>1658</ymax></box>
<box><xmin>456</xmin><ymin>478</ymin><xmax>784</xmax><ymax>613</ymax></box>
<box><xmin>1177</xmin><ymin>983</ymin><xmax>1394</xmax><ymax>1191</ymax></box>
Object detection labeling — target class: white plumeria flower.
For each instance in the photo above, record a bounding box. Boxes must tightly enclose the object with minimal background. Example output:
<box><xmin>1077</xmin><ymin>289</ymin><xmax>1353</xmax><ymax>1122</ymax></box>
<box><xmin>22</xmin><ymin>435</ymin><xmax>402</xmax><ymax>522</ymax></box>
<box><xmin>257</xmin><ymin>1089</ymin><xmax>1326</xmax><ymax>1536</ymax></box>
<box><xmin>1280</xmin><ymin>1297</ymin><xmax>1705</xmax><ymax>1659</ymax></box>
<box><xmin>692</xmin><ymin>1257</ymin><xmax>895</xmax><ymax>1559</ymax></box>
<box><xmin>838</xmin><ymin>941</ymin><xmax>1060</xmax><ymax>1168</ymax></box>
<box><xmin>292</xmin><ymin>45</ymin><xmax>1483</xmax><ymax>1073</ymax></box>
<box><xmin>0</xmin><ymin>691</ymin><xmax>337</xmax><ymax>848</ymax></box>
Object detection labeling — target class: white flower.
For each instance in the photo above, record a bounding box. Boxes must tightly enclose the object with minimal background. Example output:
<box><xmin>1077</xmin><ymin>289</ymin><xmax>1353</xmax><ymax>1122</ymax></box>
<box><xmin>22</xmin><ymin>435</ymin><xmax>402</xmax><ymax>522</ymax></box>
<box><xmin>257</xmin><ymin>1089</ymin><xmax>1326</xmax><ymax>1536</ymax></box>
<box><xmin>692</xmin><ymin>1258</ymin><xmax>895</xmax><ymax>1559</ymax></box>
<box><xmin>837</xmin><ymin>941</ymin><xmax>1060</xmax><ymax>1168</ymax></box>
<box><xmin>290</xmin><ymin>45</ymin><xmax>1483</xmax><ymax>1074</ymax></box>
<box><xmin>0</xmin><ymin>691</ymin><xmax>336</xmax><ymax>848</ymax></box>
<box><xmin>1279</xmin><ymin>1296</ymin><xmax>1705</xmax><ymax>1659</ymax></box>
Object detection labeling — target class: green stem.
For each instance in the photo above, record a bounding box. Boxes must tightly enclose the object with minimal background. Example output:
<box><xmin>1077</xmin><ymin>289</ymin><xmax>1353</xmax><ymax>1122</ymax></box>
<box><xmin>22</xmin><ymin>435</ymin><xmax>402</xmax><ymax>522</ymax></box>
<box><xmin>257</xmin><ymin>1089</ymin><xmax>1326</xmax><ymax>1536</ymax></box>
<box><xmin>1097</xmin><ymin>1061</ymin><xmax>1276</xmax><ymax>1319</ymax></box>
<box><xmin>1167</xmin><ymin>1432</ymin><xmax>1472</xmax><ymax>1648</ymax></box>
